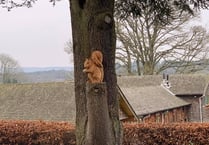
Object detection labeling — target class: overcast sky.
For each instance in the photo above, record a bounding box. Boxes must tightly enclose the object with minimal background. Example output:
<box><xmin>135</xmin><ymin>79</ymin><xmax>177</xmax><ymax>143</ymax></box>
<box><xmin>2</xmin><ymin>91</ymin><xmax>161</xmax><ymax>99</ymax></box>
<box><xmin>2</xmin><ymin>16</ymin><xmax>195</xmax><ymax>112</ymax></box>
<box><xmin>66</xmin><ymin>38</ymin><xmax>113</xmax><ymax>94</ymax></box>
<box><xmin>0</xmin><ymin>1</ymin><xmax>208</xmax><ymax>67</ymax></box>
<box><xmin>0</xmin><ymin>0</ymin><xmax>71</xmax><ymax>67</ymax></box>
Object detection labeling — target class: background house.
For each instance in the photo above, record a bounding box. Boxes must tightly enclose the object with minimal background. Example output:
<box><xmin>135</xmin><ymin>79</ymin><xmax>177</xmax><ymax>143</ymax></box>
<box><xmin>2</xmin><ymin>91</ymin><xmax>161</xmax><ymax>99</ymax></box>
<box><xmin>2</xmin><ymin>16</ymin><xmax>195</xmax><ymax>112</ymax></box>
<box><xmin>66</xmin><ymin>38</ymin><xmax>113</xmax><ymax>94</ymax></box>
<box><xmin>118</xmin><ymin>85</ymin><xmax>190</xmax><ymax>123</ymax></box>
<box><xmin>117</xmin><ymin>76</ymin><xmax>190</xmax><ymax>123</ymax></box>
<box><xmin>118</xmin><ymin>74</ymin><xmax>209</xmax><ymax>122</ymax></box>
<box><xmin>166</xmin><ymin>75</ymin><xmax>208</xmax><ymax>122</ymax></box>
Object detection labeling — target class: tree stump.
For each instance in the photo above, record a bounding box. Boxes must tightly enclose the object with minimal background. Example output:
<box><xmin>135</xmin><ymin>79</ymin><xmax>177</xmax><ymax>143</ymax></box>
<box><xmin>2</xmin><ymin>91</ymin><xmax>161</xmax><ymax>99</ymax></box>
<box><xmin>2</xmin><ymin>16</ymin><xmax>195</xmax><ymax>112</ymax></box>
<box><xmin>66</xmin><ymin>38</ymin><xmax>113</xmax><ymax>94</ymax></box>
<box><xmin>85</xmin><ymin>82</ymin><xmax>112</xmax><ymax>145</ymax></box>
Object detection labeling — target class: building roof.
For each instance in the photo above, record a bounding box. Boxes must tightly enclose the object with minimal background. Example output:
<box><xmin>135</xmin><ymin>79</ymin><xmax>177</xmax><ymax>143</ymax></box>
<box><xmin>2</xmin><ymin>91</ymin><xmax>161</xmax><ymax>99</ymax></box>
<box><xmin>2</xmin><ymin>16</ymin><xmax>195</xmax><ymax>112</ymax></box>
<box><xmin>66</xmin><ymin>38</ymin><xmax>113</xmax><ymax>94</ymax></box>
<box><xmin>168</xmin><ymin>75</ymin><xmax>207</xmax><ymax>95</ymax></box>
<box><xmin>0</xmin><ymin>82</ymin><xmax>75</xmax><ymax>122</ymax></box>
<box><xmin>118</xmin><ymin>74</ymin><xmax>209</xmax><ymax>95</ymax></box>
<box><xmin>119</xmin><ymin>85</ymin><xmax>190</xmax><ymax>116</ymax></box>
<box><xmin>117</xmin><ymin>75</ymin><xmax>162</xmax><ymax>87</ymax></box>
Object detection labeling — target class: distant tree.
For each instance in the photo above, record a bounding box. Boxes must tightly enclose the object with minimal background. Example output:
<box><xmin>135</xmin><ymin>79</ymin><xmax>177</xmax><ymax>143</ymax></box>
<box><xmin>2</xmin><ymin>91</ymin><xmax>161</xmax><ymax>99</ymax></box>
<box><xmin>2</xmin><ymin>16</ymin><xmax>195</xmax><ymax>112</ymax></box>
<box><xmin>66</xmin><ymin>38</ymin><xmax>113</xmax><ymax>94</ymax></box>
<box><xmin>64</xmin><ymin>40</ymin><xmax>73</xmax><ymax>63</ymax></box>
<box><xmin>0</xmin><ymin>54</ymin><xmax>21</xmax><ymax>84</ymax></box>
<box><xmin>115</xmin><ymin>7</ymin><xmax>209</xmax><ymax>75</ymax></box>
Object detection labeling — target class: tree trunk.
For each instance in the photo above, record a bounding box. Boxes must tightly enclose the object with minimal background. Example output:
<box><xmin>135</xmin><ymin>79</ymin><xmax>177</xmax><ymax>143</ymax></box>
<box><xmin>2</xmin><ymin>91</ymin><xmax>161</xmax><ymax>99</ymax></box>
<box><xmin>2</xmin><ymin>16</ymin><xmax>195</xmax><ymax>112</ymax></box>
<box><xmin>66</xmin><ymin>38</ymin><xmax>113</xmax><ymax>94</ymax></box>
<box><xmin>86</xmin><ymin>83</ymin><xmax>112</xmax><ymax>145</ymax></box>
<box><xmin>127</xmin><ymin>50</ymin><xmax>132</xmax><ymax>75</ymax></box>
<box><xmin>69</xmin><ymin>0</ymin><xmax>121</xmax><ymax>145</ymax></box>
<box><xmin>143</xmin><ymin>61</ymin><xmax>154</xmax><ymax>75</ymax></box>
<box><xmin>136</xmin><ymin>57</ymin><xmax>141</xmax><ymax>75</ymax></box>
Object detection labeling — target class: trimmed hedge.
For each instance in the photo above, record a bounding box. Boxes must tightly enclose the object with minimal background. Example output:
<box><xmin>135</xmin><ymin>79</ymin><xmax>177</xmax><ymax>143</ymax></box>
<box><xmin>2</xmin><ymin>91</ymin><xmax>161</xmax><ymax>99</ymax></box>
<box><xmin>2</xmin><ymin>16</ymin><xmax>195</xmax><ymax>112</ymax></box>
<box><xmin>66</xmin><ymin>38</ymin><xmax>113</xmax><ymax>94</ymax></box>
<box><xmin>1</xmin><ymin>121</ymin><xmax>209</xmax><ymax>144</ymax></box>
<box><xmin>0</xmin><ymin>120</ymin><xmax>75</xmax><ymax>145</ymax></box>
<box><xmin>123</xmin><ymin>123</ymin><xmax>209</xmax><ymax>145</ymax></box>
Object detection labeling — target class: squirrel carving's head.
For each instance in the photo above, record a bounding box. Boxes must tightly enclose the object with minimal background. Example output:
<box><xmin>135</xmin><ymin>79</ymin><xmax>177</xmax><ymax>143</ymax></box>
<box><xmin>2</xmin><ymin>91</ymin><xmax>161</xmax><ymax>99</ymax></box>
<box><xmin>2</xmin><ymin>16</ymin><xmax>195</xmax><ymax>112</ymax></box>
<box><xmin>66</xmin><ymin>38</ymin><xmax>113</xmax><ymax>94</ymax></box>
<box><xmin>84</xmin><ymin>58</ymin><xmax>91</xmax><ymax>68</ymax></box>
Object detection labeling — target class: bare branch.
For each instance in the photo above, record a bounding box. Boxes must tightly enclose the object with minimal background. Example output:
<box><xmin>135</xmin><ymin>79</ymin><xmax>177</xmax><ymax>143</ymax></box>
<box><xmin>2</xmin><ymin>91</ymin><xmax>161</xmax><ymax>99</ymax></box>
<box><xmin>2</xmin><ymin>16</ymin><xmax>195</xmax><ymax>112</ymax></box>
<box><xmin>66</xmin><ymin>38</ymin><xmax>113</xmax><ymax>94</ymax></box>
<box><xmin>116</xmin><ymin>6</ymin><xmax>209</xmax><ymax>75</ymax></box>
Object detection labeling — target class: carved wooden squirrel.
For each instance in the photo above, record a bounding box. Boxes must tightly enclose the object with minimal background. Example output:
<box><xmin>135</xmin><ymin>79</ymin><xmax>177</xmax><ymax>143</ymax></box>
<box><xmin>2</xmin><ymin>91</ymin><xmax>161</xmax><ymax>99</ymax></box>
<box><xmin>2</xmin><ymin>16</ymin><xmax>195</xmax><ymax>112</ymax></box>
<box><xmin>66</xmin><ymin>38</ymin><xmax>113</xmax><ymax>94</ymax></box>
<box><xmin>83</xmin><ymin>50</ymin><xmax>104</xmax><ymax>83</ymax></box>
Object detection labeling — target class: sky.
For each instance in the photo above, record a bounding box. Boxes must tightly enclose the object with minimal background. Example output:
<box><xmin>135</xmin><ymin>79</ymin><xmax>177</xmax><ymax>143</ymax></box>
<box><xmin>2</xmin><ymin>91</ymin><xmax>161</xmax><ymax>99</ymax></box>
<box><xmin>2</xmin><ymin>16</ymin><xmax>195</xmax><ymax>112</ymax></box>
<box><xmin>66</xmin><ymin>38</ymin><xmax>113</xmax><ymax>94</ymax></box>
<box><xmin>0</xmin><ymin>0</ymin><xmax>72</xmax><ymax>67</ymax></box>
<box><xmin>200</xmin><ymin>10</ymin><xmax>209</xmax><ymax>28</ymax></box>
<box><xmin>0</xmin><ymin>1</ymin><xmax>209</xmax><ymax>67</ymax></box>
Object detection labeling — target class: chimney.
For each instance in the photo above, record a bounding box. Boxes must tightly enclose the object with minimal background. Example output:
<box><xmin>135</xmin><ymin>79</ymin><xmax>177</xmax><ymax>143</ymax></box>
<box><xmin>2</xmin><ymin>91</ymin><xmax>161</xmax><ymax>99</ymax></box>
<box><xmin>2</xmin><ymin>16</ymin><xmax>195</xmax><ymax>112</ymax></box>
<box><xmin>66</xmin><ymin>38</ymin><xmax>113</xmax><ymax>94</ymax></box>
<box><xmin>162</xmin><ymin>74</ymin><xmax>171</xmax><ymax>88</ymax></box>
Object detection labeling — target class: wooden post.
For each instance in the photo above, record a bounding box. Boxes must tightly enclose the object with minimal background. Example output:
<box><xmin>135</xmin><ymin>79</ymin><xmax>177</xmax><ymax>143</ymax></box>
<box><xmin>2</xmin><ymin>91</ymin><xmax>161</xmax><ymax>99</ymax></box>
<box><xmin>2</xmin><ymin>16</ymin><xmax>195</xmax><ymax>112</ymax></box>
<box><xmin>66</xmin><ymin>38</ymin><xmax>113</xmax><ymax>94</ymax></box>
<box><xmin>85</xmin><ymin>82</ymin><xmax>112</xmax><ymax>145</ymax></box>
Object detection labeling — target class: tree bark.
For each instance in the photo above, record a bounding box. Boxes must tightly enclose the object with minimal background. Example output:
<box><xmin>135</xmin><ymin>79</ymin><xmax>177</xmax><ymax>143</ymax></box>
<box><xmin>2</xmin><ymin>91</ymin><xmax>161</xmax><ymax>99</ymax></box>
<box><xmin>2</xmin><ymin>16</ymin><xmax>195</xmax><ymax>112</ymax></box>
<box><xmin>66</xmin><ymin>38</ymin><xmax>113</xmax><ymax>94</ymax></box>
<box><xmin>86</xmin><ymin>83</ymin><xmax>112</xmax><ymax>145</ymax></box>
<box><xmin>143</xmin><ymin>61</ymin><xmax>154</xmax><ymax>75</ymax></box>
<box><xmin>69</xmin><ymin>0</ymin><xmax>121</xmax><ymax>145</ymax></box>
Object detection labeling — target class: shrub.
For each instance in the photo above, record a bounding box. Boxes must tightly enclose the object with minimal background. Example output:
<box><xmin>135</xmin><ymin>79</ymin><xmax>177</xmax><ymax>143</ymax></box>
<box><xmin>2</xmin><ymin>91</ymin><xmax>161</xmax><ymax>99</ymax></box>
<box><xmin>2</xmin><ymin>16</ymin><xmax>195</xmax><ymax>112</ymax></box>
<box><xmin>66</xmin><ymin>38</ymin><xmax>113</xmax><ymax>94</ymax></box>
<box><xmin>0</xmin><ymin>120</ymin><xmax>75</xmax><ymax>145</ymax></box>
<box><xmin>123</xmin><ymin>123</ymin><xmax>209</xmax><ymax>145</ymax></box>
<box><xmin>1</xmin><ymin>121</ymin><xmax>209</xmax><ymax>145</ymax></box>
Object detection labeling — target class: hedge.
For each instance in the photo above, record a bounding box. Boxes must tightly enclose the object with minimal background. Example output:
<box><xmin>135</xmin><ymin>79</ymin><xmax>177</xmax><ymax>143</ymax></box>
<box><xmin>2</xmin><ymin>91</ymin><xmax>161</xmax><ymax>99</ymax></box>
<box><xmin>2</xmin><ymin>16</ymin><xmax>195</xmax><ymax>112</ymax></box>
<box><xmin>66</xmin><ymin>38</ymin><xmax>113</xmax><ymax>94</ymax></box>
<box><xmin>1</xmin><ymin>121</ymin><xmax>209</xmax><ymax>145</ymax></box>
<box><xmin>123</xmin><ymin>123</ymin><xmax>209</xmax><ymax>145</ymax></box>
<box><xmin>0</xmin><ymin>120</ymin><xmax>75</xmax><ymax>145</ymax></box>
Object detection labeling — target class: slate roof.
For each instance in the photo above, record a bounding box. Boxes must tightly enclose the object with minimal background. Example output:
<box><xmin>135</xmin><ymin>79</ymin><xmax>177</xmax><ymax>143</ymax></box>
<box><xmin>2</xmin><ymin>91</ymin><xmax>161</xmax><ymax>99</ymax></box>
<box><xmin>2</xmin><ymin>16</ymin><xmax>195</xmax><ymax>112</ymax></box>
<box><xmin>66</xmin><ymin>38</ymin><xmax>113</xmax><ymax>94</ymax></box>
<box><xmin>168</xmin><ymin>75</ymin><xmax>207</xmax><ymax>95</ymax></box>
<box><xmin>0</xmin><ymin>82</ymin><xmax>75</xmax><ymax>122</ymax></box>
<box><xmin>119</xmin><ymin>85</ymin><xmax>190</xmax><ymax>116</ymax></box>
<box><xmin>117</xmin><ymin>75</ymin><xmax>161</xmax><ymax>87</ymax></box>
<box><xmin>118</xmin><ymin>74</ymin><xmax>208</xmax><ymax>95</ymax></box>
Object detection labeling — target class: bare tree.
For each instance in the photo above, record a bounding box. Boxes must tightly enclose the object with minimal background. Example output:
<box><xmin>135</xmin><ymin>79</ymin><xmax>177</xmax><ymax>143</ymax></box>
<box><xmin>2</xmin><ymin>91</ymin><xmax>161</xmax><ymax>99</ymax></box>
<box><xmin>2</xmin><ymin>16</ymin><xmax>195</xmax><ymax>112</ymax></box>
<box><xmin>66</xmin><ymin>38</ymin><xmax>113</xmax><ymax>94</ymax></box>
<box><xmin>116</xmin><ymin>20</ymin><xmax>134</xmax><ymax>75</ymax></box>
<box><xmin>0</xmin><ymin>54</ymin><xmax>20</xmax><ymax>83</ymax></box>
<box><xmin>64</xmin><ymin>40</ymin><xmax>74</xmax><ymax>63</ymax></box>
<box><xmin>115</xmin><ymin>9</ymin><xmax>209</xmax><ymax>75</ymax></box>
<box><xmin>161</xmin><ymin>26</ymin><xmax>209</xmax><ymax>73</ymax></box>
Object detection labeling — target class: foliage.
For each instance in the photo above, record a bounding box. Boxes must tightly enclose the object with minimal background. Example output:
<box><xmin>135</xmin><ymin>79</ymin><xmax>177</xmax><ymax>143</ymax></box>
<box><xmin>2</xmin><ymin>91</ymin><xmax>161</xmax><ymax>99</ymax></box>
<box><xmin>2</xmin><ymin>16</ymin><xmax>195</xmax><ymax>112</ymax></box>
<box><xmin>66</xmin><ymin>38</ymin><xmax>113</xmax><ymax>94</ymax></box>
<box><xmin>1</xmin><ymin>0</ymin><xmax>209</xmax><ymax>14</ymax></box>
<box><xmin>115</xmin><ymin>0</ymin><xmax>209</xmax><ymax>23</ymax></box>
<box><xmin>0</xmin><ymin>0</ymin><xmax>60</xmax><ymax>10</ymax></box>
<box><xmin>0</xmin><ymin>0</ymin><xmax>36</xmax><ymax>10</ymax></box>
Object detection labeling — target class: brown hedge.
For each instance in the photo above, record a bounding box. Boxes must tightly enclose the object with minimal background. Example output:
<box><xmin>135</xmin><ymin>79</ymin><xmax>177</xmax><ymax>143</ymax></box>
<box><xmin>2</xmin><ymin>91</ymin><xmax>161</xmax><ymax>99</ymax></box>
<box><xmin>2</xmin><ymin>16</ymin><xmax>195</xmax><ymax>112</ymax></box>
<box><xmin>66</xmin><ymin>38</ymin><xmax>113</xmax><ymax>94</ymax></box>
<box><xmin>0</xmin><ymin>120</ymin><xmax>75</xmax><ymax>145</ymax></box>
<box><xmin>123</xmin><ymin>123</ymin><xmax>209</xmax><ymax>145</ymax></box>
<box><xmin>1</xmin><ymin>121</ymin><xmax>209</xmax><ymax>144</ymax></box>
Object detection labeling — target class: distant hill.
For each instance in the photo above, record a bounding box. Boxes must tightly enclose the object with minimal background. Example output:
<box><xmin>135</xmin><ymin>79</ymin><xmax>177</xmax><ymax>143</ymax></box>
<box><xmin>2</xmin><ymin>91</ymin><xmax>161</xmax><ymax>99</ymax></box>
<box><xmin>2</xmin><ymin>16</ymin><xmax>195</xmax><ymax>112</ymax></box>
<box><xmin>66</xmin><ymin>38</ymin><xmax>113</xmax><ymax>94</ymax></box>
<box><xmin>22</xmin><ymin>66</ymin><xmax>73</xmax><ymax>73</ymax></box>
<box><xmin>20</xmin><ymin>69</ymin><xmax>74</xmax><ymax>83</ymax></box>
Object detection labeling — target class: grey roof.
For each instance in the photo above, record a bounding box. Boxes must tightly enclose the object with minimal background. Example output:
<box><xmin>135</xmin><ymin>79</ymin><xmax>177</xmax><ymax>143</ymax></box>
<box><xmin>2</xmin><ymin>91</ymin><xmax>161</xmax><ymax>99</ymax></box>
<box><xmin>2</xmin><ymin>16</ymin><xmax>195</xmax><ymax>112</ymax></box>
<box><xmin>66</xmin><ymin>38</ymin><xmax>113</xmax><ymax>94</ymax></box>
<box><xmin>118</xmin><ymin>74</ymin><xmax>209</xmax><ymax>95</ymax></box>
<box><xmin>119</xmin><ymin>85</ymin><xmax>190</xmax><ymax>116</ymax></box>
<box><xmin>0</xmin><ymin>82</ymin><xmax>75</xmax><ymax>122</ymax></box>
<box><xmin>117</xmin><ymin>75</ymin><xmax>162</xmax><ymax>87</ymax></box>
<box><xmin>168</xmin><ymin>74</ymin><xmax>207</xmax><ymax>95</ymax></box>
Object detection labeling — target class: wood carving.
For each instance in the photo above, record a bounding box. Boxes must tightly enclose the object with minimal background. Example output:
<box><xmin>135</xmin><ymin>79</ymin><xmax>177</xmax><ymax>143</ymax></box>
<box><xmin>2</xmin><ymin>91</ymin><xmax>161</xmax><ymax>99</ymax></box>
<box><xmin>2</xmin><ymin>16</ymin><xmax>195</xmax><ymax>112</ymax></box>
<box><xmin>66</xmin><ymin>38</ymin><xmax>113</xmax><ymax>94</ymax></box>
<box><xmin>83</xmin><ymin>50</ymin><xmax>104</xmax><ymax>83</ymax></box>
